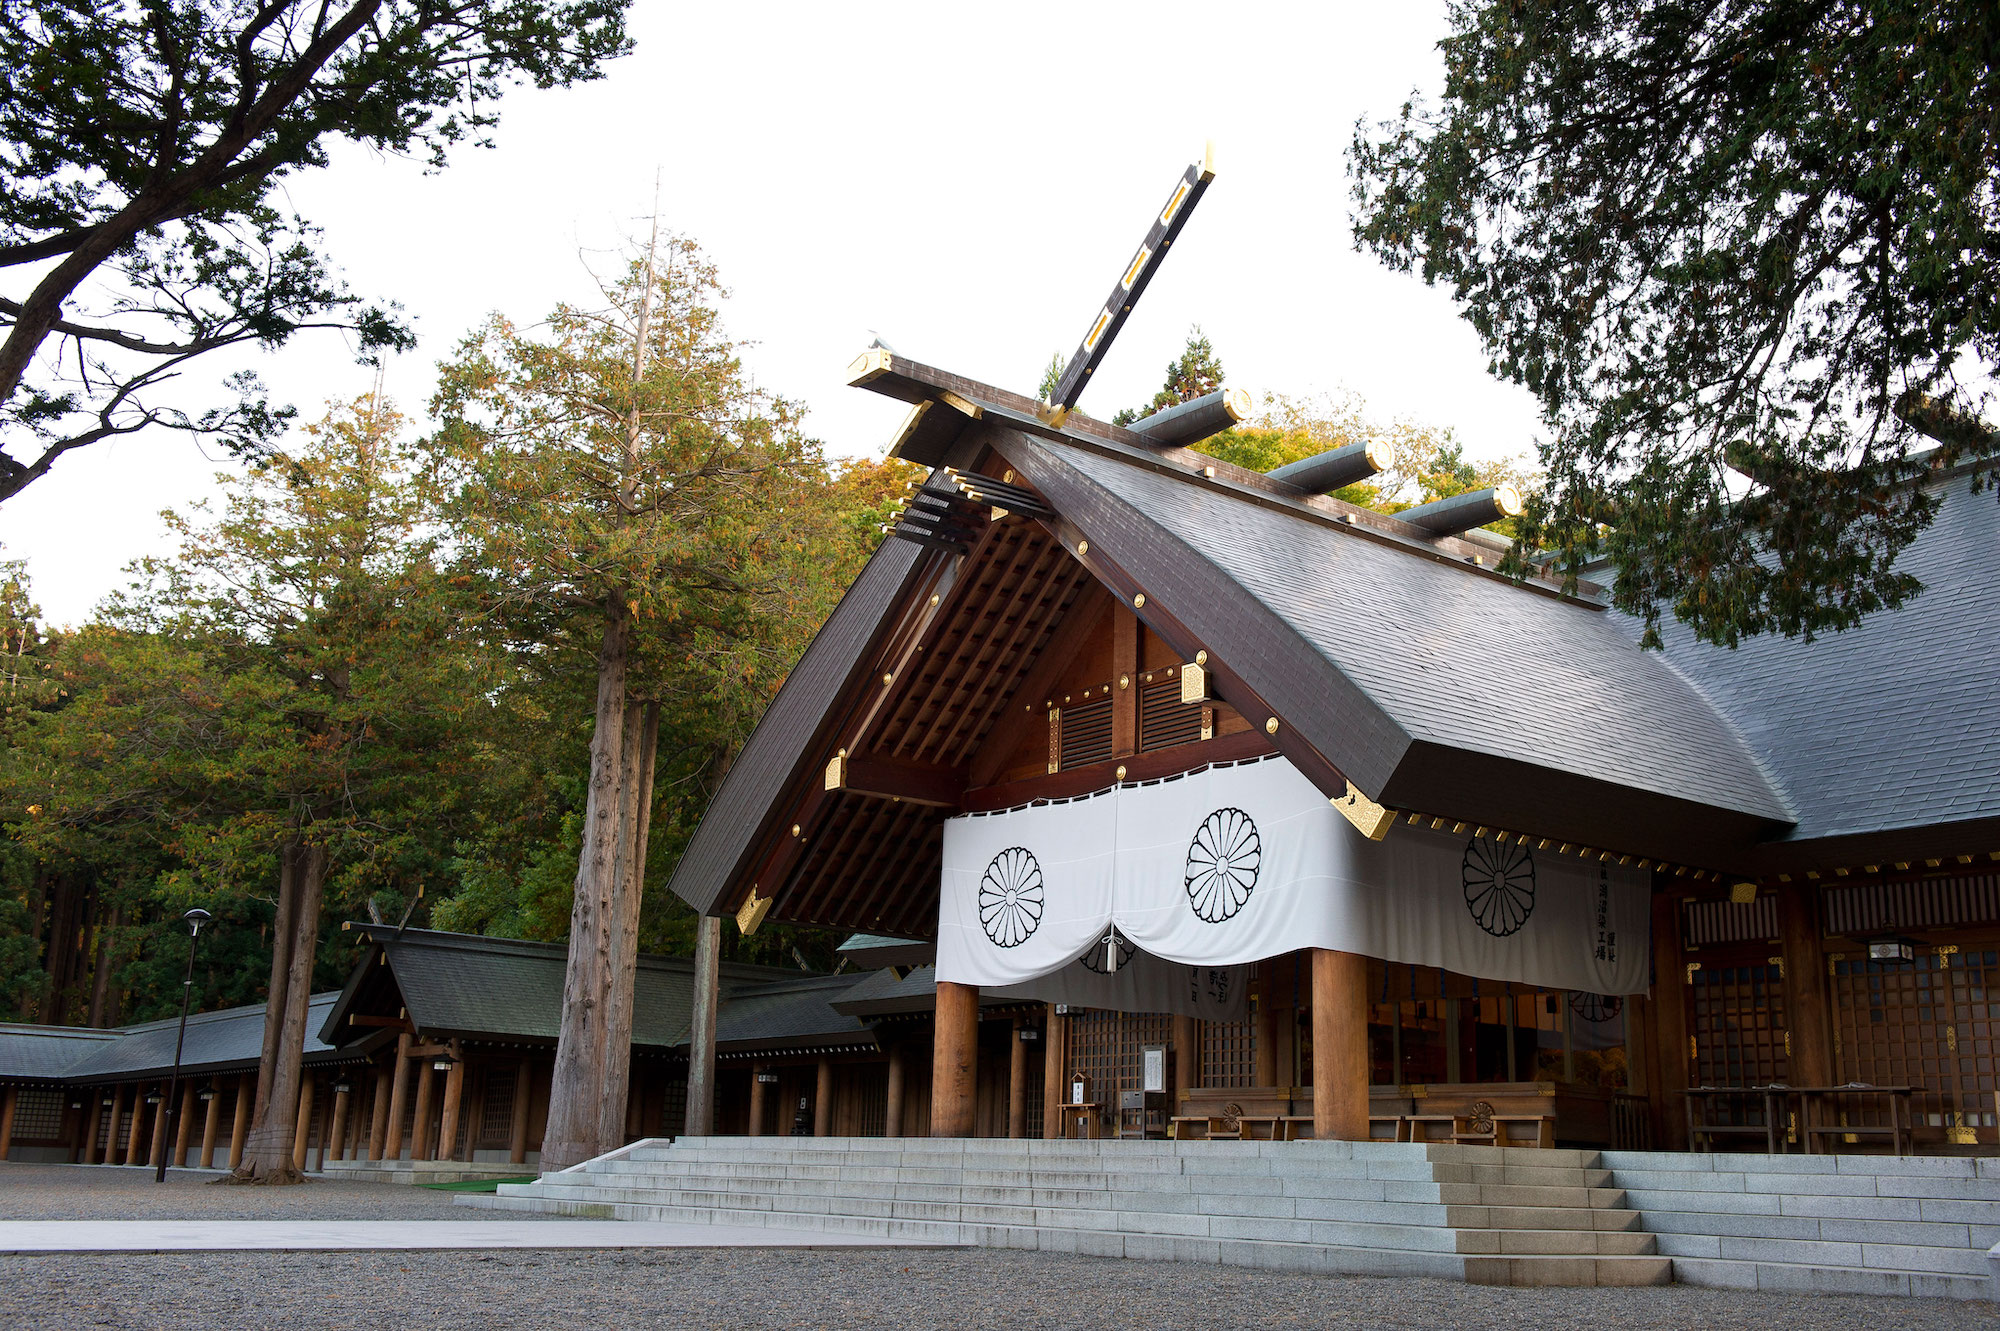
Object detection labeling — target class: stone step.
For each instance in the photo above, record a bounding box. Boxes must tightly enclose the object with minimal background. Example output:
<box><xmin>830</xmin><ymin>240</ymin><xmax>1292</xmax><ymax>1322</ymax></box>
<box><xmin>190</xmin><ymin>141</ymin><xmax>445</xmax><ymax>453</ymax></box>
<box><xmin>1603</xmin><ymin>1151</ymin><xmax>2000</xmax><ymax>1182</ymax></box>
<box><xmin>1650</xmin><ymin>1231</ymin><xmax>1993</xmax><ymax>1277</ymax></box>
<box><xmin>460</xmin><ymin>1190</ymin><xmax>1668</xmax><ymax>1287</ymax></box>
<box><xmin>1636</xmin><ymin>1206</ymin><xmax>1996</xmax><ymax>1250</ymax></box>
<box><xmin>1436</xmin><ymin>1182</ymin><xmax>1628</xmax><ymax>1210</ymax></box>
<box><xmin>1432</xmin><ymin>1163</ymin><xmax>1614</xmax><ymax>1188</ymax></box>
<box><xmin>1450</xmin><ymin>1204</ymin><xmax>1643</xmax><ymax>1233</ymax></box>
<box><xmin>1669</xmin><ymin>1255</ymin><xmax>1998</xmax><ymax>1302</ymax></box>
<box><xmin>1608</xmin><ymin>1165</ymin><xmax>2000</xmax><ymax>1202</ymax></box>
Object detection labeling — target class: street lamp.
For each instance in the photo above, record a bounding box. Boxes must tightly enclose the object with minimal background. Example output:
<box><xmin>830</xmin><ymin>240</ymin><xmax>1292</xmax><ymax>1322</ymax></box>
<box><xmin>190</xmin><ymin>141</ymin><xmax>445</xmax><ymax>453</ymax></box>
<box><xmin>155</xmin><ymin>907</ymin><xmax>212</xmax><ymax>1184</ymax></box>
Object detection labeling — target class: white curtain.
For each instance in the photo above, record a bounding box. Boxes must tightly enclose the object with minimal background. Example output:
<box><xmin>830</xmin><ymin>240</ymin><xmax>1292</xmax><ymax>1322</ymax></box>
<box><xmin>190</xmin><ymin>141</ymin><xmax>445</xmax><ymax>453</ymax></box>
<box><xmin>937</xmin><ymin>755</ymin><xmax>1651</xmax><ymax>998</ymax></box>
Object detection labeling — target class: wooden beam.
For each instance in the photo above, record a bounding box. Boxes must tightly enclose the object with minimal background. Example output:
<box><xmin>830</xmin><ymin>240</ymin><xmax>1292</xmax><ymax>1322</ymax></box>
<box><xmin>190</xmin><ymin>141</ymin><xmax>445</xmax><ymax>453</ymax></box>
<box><xmin>829</xmin><ymin>755</ymin><xmax>966</xmax><ymax>808</ymax></box>
<box><xmin>1112</xmin><ymin>605</ymin><xmax>1139</xmax><ymax>757</ymax></box>
<box><xmin>963</xmin><ymin>729</ymin><xmax>1273</xmax><ymax>811</ymax></box>
<box><xmin>967</xmin><ymin>582</ymin><xmax>1114</xmax><ymax>787</ymax></box>
<box><xmin>1777</xmin><ymin>883</ymin><xmax>1833</xmax><ymax>1089</ymax></box>
<box><xmin>348</xmin><ymin>1014</ymin><xmax>415</xmax><ymax>1031</ymax></box>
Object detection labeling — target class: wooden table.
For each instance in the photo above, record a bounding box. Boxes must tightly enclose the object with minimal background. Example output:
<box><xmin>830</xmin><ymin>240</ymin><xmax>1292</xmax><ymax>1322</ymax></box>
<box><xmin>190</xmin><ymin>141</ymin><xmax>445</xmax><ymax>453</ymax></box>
<box><xmin>1794</xmin><ymin>1085</ymin><xmax>1918</xmax><ymax>1156</ymax></box>
<box><xmin>1684</xmin><ymin>1086</ymin><xmax>1792</xmax><ymax>1153</ymax></box>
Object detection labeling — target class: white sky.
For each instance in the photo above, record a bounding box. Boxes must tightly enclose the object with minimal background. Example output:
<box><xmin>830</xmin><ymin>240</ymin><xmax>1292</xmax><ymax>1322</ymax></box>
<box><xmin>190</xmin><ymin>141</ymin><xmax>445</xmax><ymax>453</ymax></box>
<box><xmin>4</xmin><ymin>1</ymin><xmax>1547</xmax><ymax>628</ymax></box>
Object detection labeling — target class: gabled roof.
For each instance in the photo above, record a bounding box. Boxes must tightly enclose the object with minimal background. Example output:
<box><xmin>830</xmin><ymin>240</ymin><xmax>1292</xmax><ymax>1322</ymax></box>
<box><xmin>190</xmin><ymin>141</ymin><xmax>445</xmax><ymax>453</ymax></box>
<box><xmin>1634</xmin><ymin>467</ymin><xmax>2000</xmax><ymax>866</ymax></box>
<box><xmin>62</xmin><ymin>994</ymin><xmax>347</xmax><ymax>1083</ymax></box>
<box><xmin>319</xmin><ymin>926</ymin><xmax>820</xmax><ymax>1050</ymax></box>
<box><xmin>0</xmin><ymin>1022</ymin><xmax>120</xmax><ymax>1083</ymax></box>
<box><xmin>677</xmin><ymin>355</ymin><xmax>1952</xmax><ymax>935</ymax></box>
<box><xmin>696</xmin><ymin>974</ymin><xmax>876</xmax><ymax>1054</ymax></box>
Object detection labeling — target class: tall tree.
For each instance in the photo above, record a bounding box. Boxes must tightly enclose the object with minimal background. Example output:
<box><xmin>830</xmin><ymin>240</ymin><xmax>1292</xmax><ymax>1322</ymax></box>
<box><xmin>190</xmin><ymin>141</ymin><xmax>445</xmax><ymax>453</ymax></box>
<box><xmin>1351</xmin><ymin>1</ymin><xmax>2000</xmax><ymax>645</ymax></box>
<box><xmin>1113</xmin><ymin>327</ymin><xmax>1225</xmax><ymax>426</ymax></box>
<box><xmin>11</xmin><ymin>395</ymin><xmax>482</xmax><ymax>1179</ymax></box>
<box><xmin>431</xmin><ymin>232</ymin><xmax>900</xmax><ymax>1169</ymax></box>
<box><xmin>0</xmin><ymin>0</ymin><xmax>631</xmax><ymax>504</ymax></box>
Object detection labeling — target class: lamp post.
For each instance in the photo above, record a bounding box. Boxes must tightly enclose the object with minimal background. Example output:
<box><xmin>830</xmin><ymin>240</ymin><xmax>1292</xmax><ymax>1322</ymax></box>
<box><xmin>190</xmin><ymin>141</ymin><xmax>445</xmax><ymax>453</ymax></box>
<box><xmin>155</xmin><ymin>907</ymin><xmax>212</xmax><ymax>1183</ymax></box>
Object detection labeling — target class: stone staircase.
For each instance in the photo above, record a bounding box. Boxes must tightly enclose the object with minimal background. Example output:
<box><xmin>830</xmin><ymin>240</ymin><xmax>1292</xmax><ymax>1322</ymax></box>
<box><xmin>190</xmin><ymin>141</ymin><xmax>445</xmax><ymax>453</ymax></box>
<box><xmin>459</xmin><ymin>1137</ymin><xmax>1669</xmax><ymax>1287</ymax></box>
<box><xmin>1601</xmin><ymin>1149</ymin><xmax>2000</xmax><ymax>1301</ymax></box>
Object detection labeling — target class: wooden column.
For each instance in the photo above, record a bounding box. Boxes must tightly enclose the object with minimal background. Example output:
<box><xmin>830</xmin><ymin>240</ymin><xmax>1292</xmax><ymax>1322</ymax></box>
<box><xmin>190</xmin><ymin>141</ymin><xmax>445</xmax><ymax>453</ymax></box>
<box><xmin>410</xmin><ymin>1058</ymin><xmax>436</xmax><ymax>1162</ymax></box>
<box><xmin>174</xmin><ymin>1082</ymin><xmax>198</xmax><ymax>1167</ymax></box>
<box><xmin>369</xmin><ymin>1063</ymin><xmax>393</xmax><ymax>1162</ymax></box>
<box><xmin>685</xmin><ymin>915</ymin><xmax>722</xmax><ymax>1137</ymax></box>
<box><xmin>227</xmin><ymin>1073</ymin><xmax>252</xmax><ymax>1170</ymax></box>
<box><xmin>328</xmin><ymin>1082</ymin><xmax>352</xmax><ymax>1165</ymax></box>
<box><xmin>1310</xmin><ymin>949</ymin><xmax>1369</xmax><ymax>1141</ymax></box>
<box><xmin>1042</xmin><ymin>1005</ymin><xmax>1065</xmax><ymax>1140</ymax></box>
<box><xmin>383</xmin><ymin>1034</ymin><xmax>413</xmax><ymax>1161</ymax></box>
<box><xmin>148</xmin><ymin>1087</ymin><xmax>171</xmax><ymax>1168</ymax></box>
<box><xmin>813</xmin><ymin>1058</ymin><xmax>834</xmax><ymax>1137</ymax></box>
<box><xmin>1255</xmin><ymin>978</ymin><xmax>1281</xmax><ymax>1086</ymax></box>
<box><xmin>292</xmin><ymin>1074</ymin><xmax>316</xmax><ymax>1172</ymax></box>
<box><xmin>882</xmin><ymin>1051</ymin><xmax>902</xmax><ymax>1139</ymax></box>
<box><xmin>199</xmin><ymin>1085</ymin><xmax>222</xmax><ymax>1168</ymax></box>
<box><xmin>81</xmin><ymin>1092</ymin><xmax>102</xmax><ymax>1165</ymax></box>
<box><xmin>1649</xmin><ymin>888</ymin><xmax>1692</xmax><ymax>1149</ymax></box>
<box><xmin>1008</xmin><ymin>1018</ymin><xmax>1028</xmax><ymax>1139</ymax></box>
<box><xmin>1172</xmin><ymin>1013</ymin><xmax>1200</xmax><ymax>1103</ymax></box>
<box><xmin>509</xmin><ymin>1063</ymin><xmax>533</xmax><ymax>1164</ymax></box>
<box><xmin>745</xmin><ymin>1063</ymin><xmax>768</xmax><ymax>1138</ymax></box>
<box><xmin>123</xmin><ymin>1087</ymin><xmax>144</xmax><ymax>1164</ymax></box>
<box><xmin>0</xmin><ymin>1086</ymin><xmax>15</xmax><ymax>1161</ymax></box>
<box><xmin>930</xmin><ymin>980</ymin><xmax>979</xmax><ymax>1137</ymax></box>
<box><xmin>437</xmin><ymin>1056</ymin><xmax>466</xmax><ymax>1162</ymax></box>
<box><xmin>1776</xmin><ymin>882</ymin><xmax>1833</xmax><ymax>1089</ymax></box>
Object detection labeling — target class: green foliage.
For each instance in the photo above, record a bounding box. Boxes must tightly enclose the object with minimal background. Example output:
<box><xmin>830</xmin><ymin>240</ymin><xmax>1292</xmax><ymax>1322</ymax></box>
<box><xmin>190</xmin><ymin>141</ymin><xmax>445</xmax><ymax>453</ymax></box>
<box><xmin>1351</xmin><ymin>0</ymin><xmax>2000</xmax><ymax>645</ymax></box>
<box><xmin>1114</xmin><ymin>327</ymin><xmax>1224</xmax><ymax>427</ymax></box>
<box><xmin>1</xmin><ymin>0</ymin><xmax>632</xmax><ymax>503</ymax></box>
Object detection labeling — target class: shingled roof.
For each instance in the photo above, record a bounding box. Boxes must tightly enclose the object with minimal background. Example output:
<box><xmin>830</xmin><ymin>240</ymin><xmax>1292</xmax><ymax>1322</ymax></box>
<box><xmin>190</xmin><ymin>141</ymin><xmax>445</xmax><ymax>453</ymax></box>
<box><xmin>663</xmin><ymin>354</ymin><xmax>2000</xmax><ymax>932</ymax></box>
<box><xmin>0</xmin><ymin>1023</ymin><xmax>120</xmax><ymax>1083</ymax></box>
<box><xmin>63</xmin><ymin>994</ymin><xmax>349</xmax><ymax>1083</ymax></box>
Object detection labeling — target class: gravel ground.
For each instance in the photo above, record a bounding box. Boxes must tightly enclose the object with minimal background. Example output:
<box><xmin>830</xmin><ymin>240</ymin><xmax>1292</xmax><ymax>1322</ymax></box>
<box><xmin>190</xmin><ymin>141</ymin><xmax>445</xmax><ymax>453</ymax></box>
<box><xmin>1</xmin><ymin>1163</ymin><xmax>1989</xmax><ymax>1330</ymax></box>
<box><xmin>0</xmin><ymin>1162</ymin><xmax>536</xmax><ymax>1221</ymax></box>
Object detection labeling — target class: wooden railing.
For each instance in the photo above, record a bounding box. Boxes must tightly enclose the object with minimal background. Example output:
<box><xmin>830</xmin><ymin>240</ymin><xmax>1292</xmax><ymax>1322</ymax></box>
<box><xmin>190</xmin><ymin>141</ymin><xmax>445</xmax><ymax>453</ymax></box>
<box><xmin>1611</xmin><ymin>1092</ymin><xmax>1654</xmax><ymax>1150</ymax></box>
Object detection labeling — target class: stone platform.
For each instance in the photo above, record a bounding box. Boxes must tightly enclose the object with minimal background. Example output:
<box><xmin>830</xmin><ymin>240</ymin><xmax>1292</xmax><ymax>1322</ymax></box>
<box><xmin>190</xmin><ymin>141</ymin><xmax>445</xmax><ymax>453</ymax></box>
<box><xmin>458</xmin><ymin>1137</ymin><xmax>2000</xmax><ymax>1300</ymax></box>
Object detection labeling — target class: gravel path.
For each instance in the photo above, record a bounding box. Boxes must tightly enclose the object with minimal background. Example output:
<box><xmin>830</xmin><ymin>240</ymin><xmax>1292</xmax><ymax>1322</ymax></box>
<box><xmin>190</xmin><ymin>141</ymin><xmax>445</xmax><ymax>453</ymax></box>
<box><xmin>0</xmin><ymin>1162</ymin><xmax>536</xmax><ymax>1222</ymax></box>
<box><xmin>2</xmin><ymin>1163</ymin><xmax>1989</xmax><ymax>1330</ymax></box>
<box><xmin>5</xmin><ymin>1248</ymin><xmax>1992</xmax><ymax>1331</ymax></box>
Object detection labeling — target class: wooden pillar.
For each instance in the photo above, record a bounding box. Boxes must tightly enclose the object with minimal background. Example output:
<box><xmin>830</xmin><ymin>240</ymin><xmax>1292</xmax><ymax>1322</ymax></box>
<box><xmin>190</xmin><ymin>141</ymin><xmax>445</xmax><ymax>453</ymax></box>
<box><xmin>882</xmin><ymin>1051</ymin><xmax>902</xmax><ymax>1139</ymax></box>
<box><xmin>509</xmin><ymin>1062</ymin><xmax>533</xmax><ymax>1164</ymax></box>
<box><xmin>1310</xmin><ymin>949</ymin><xmax>1369</xmax><ymax>1141</ymax></box>
<box><xmin>123</xmin><ymin>1086</ymin><xmax>144</xmax><ymax>1164</ymax></box>
<box><xmin>227</xmin><ymin>1074</ymin><xmax>252</xmax><ymax>1170</ymax></box>
<box><xmin>1008</xmin><ymin>1018</ymin><xmax>1029</xmax><ymax>1139</ymax></box>
<box><xmin>369</xmin><ymin>1063</ymin><xmax>393</xmax><ymax>1162</ymax></box>
<box><xmin>813</xmin><ymin>1058</ymin><xmax>834</xmax><ymax>1137</ymax></box>
<box><xmin>1649</xmin><ymin>888</ymin><xmax>1692</xmax><ymax>1149</ymax></box>
<box><xmin>148</xmin><ymin>1087</ymin><xmax>171</xmax><ymax>1168</ymax></box>
<box><xmin>1172</xmin><ymin>1013</ymin><xmax>1200</xmax><ymax>1104</ymax></box>
<box><xmin>383</xmin><ymin>1034</ymin><xmax>413</xmax><ymax>1161</ymax></box>
<box><xmin>198</xmin><ymin>1085</ymin><xmax>222</xmax><ymax>1168</ymax></box>
<box><xmin>437</xmin><ymin>1056</ymin><xmax>466</xmax><ymax>1162</ymax></box>
<box><xmin>328</xmin><ymin>1082</ymin><xmax>352</xmax><ymax>1166</ymax></box>
<box><xmin>292</xmin><ymin>1074</ymin><xmax>316</xmax><ymax>1172</ymax></box>
<box><xmin>81</xmin><ymin>1092</ymin><xmax>103</xmax><ymax>1165</ymax></box>
<box><xmin>750</xmin><ymin>1062</ymin><xmax>771</xmax><ymax>1138</ymax></box>
<box><xmin>1255</xmin><ymin>977</ymin><xmax>1281</xmax><ymax>1086</ymax></box>
<box><xmin>0</xmin><ymin>1086</ymin><xmax>15</xmax><ymax>1161</ymax></box>
<box><xmin>685</xmin><ymin>915</ymin><xmax>722</xmax><ymax>1136</ymax></box>
<box><xmin>1776</xmin><ymin>883</ymin><xmax>1833</xmax><ymax>1089</ymax></box>
<box><xmin>1042</xmin><ymin>1005</ymin><xmax>1065</xmax><ymax>1140</ymax></box>
<box><xmin>174</xmin><ymin>1082</ymin><xmax>198</xmax><ymax>1167</ymax></box>
<box><xmin>410</xmin><ymin>1057</ymin><xmax>436</xmax><ymax>1162</ymax></box>
<box><xmin>931</xmin><ymin>981</ymin><xmax>979</xmax><ymax>1137</ymax></box>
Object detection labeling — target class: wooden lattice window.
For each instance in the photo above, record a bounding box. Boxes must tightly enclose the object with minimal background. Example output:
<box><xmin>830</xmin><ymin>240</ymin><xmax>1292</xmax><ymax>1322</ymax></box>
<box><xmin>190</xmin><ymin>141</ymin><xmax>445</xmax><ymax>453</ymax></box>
<box><xmin>10</xmin><ymin>1088</ymin><xmax>63</xmax><ymax>1141</ymax></box>
<box><xmin>661</xmin><ymin>1078</ymin><xmax>687</xmax><ymax>1137</ymax></box>
<box><xmin>1199</xmin><ymin>1018</ymin><xmax>1256</xmax><ymax>1088</ymax></box>
<box><xmin>1138</xmin><ymin>672</ymin><xmax>1206</xmax><ymax>751</ymax></box>
<box><xmin>1833</xmin><ymin>945</ymin><xmax>2000</xmax><ymax>1142</ymax></box>
<box><xmin>1055</xmin><ymin>695</ymin><xmax>1114</xmax><ymax>770</ymax></box>
<box><xmin>478</xmin><ymin>1069</ymin><xmax>515</xmax><ymax>1145</ymax></box>
<box><xmin>1688</xmin><ymin>961</ymin><xmax>1789</xmax><ymax>1102</ymax></box>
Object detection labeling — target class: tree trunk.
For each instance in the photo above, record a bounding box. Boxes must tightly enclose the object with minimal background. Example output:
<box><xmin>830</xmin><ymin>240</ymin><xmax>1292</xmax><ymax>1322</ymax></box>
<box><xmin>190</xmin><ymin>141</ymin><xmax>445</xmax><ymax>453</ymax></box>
<box><xmin>86</xmin><ymin>904</ymin><xmax>121</xmax><ymax>1028</ymax></box>
<box><xmin>540</xmin><ymin>595</ymin><xmax>633</xmax><ymax>1171</ymax></box>
<box><xmin>230</xmin><ymin>839</ymin><xmax>326</xmax><ymax>1183</ymax></box>
<box><xmin>595</xmin><ymin>697</ymin><xmax>659</xmax><ymax>1152</ymax></box>
<box><xmin>250</xmin><ymin>843</ymin><xmax>302</xmax><ymax>1134</ymax></box>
